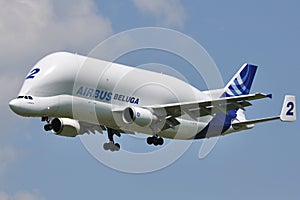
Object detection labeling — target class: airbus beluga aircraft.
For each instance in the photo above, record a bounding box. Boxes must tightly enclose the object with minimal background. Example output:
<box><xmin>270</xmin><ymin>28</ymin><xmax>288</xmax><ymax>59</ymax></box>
<box><xmin>9</xmin><ymin>52</ymin><xmax>296</xmax><ymax>151</ymax></box>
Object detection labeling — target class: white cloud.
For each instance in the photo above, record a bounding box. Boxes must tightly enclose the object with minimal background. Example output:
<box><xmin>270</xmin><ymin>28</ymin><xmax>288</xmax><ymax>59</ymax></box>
<box><xmin>0</xmin><ymin>190</ymin><xmax>45</xmax><ymax>200</ymax></box>
<box><xmin>0</xmin><ymin>0</ymin><xmax>113</xmax><ymax>105</ymax></box>
<box><xmin>0</xmin><ymin>0</ymin><xmax>112</xmax><ymax>69</ymax></box>
<box><xmin>0</xmin><ymin>146</ymin><xmax>43</xmax><ymax>199</ymax></box>
<box><xmin>0</xmin><ymin>2</ymin><xmax>111</xmax><ymax>199</ymax></box>
<box><xmin>0</xmin><ymin>76</ymin><xmax>23</xmax><ymax>106</ymax></box>
<box><xmin>132</xmin><ymin>0</ymin><xmax>185</xmax><ymax>28</ymax></box>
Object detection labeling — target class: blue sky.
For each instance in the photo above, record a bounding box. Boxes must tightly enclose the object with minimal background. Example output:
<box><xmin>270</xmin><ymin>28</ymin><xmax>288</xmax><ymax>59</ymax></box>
<box><xmin>1</xmin><ymin>0</ymin><xmax>300</xmax><ymax>199</ymax></box>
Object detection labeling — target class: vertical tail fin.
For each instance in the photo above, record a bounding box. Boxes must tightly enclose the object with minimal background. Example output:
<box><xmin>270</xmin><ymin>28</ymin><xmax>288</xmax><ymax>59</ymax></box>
<box><xmin>223</xmin><ymin>63</ymin><xmax>258</xmax><ymax>97</ymax></box>
<box><xmin>280</xmin><ymin>95</ymin><xmax>296</xmax><ymax>122</ymax></box>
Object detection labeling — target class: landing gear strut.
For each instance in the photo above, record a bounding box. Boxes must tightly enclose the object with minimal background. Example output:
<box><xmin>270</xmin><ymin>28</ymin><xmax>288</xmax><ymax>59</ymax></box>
<box><xmin>147</xmin><ymin>125</ymin><xmax>164</xmax><ymax>146</ymax></box>
<box><xmin>103</xmin><ymin>128</ymin><xmax>121</xmax><ymax>152</ymax></box>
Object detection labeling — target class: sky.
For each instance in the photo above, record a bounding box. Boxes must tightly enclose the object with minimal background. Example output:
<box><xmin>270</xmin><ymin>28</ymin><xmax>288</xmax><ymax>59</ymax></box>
<box><xmin>1</xmin><ymin>0</ymin><xmax>300</xmax><ymax>199</ymax></box>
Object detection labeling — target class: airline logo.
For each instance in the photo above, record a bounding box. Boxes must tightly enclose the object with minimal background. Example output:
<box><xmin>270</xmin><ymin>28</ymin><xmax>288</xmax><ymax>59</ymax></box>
<box><xmin>76</xmin><ymin>86</ymin><xmax>140</xmax><ymax>104</ymax></box>
<box><xmin>224</xmin><ymin>64</ymin><xmax>257</xmax><ymax>97</ymax></box>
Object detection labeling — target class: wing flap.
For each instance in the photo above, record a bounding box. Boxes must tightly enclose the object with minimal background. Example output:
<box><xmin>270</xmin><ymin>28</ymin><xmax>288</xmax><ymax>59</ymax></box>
<box><xmin>161</xmin><ymin>116</ymin><xmax>181</xmax><ymax>131</ymax></box>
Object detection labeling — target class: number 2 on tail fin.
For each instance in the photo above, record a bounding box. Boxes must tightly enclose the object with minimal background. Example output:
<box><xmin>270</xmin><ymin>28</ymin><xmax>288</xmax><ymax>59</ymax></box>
<box><xmin>286</xmin><ymin>102</ymin><xmax>294</xmax><ymax>116</ymax></box>
<box><xmin>280</xmin><ymin>95</ymin><xmax>296</xmax><ymax>122</ymax></box>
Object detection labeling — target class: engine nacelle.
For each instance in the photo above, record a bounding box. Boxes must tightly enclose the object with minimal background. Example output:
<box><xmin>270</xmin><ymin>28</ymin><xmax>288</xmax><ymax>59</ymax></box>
<box><xmin>50</xmin><ymin>118</ymin><xmax>80</xmax><ymax>137</ymax></box>
<box><xmin>122</xmin><ymin>107</ymin><xmax>157</xmax><ymax>127</ymax></box>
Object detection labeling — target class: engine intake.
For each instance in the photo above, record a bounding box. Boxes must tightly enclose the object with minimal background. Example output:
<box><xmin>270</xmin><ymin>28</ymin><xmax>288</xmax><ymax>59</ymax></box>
<box><xmin>122</xmin><ymin>107</ymin><xmax>157</xmax><ymax>127</ymax></box>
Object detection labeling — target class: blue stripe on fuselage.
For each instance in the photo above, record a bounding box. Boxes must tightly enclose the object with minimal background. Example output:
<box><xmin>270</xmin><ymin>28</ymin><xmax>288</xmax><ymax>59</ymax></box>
<box><xmin>194</xmin><ymin>109</ymin><xmax>237</xmax><ymax>139</ymax></box>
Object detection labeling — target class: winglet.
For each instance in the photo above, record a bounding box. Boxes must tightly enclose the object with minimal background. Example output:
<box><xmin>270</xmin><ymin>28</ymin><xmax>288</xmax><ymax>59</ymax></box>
<box><xmin>280</xmin><ymin>95</ymin><xmax>296</xmax><ymax>122</ymax></box>
<box><xmin>267</xmin><ymin>94</ymin><xmax>272</xmax><ymax>99</ymax></box>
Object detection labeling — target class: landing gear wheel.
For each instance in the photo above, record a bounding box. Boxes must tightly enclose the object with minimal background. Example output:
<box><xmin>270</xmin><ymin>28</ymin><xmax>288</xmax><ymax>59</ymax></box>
<box><xmin>103</xmin><ymin>142</ymin><xmax>110</xmax><ymax>151</ymax></box>
<box><xmin>153</xmin><ymin>137</ymin><xmax>158</xmax><ymax>146</ymax></box>
<box><xmin>147</xmin><ymin>136</ymin><xmax>164</xmax><ymax>146</ymax></box>
<box><xmin>44</xmin><ymin>124</ymin><xmax>52</xmax><ymax>131</ymax></box>
<box><xmin>114</xmin><ymin>143</ymin><xmax>120</xmax><ymax>151</ymax></box>
<box><xmin>147</xmin><ymin>137</ymin><xmax>153</xmax><ymax>145</ymax></box>
<box><xmin>103</xmin><ymin>142</ymin><xmax>120</xmax><ymax>152</ymax></box>
<box><xmin>158</xmin><ymin>137</ymin><xmax>164</xmax><ymax>145</ymax></box>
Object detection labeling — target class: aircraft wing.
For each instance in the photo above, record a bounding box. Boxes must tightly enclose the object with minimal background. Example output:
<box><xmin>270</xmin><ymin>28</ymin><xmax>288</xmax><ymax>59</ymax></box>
<box><xmin>146</xmin><ymin>93</ymin><xmax>272</xmax><ymax>120</ymax></box>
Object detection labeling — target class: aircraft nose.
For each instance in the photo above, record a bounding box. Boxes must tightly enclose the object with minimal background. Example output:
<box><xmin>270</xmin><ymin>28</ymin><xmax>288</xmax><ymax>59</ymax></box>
<box><xmin>9</xmin><ymin>99</ymin><xmax>21</xmax><ymax>114</ymax></box>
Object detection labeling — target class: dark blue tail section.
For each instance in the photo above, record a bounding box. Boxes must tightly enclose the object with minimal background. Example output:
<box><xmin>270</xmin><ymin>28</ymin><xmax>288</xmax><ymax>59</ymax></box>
<box><xmin>223</xmin><ymin>64</ymin><xmax>257</xmax><ymax>97</ymax></box>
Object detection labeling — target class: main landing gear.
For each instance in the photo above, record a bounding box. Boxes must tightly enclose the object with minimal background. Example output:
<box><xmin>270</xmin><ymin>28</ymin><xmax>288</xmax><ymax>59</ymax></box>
<box><xmin>103</xmin><ymin>128</ymin><xmax>121</xmax><ymax>152</ymax></box>
<box><xmin>147</xmin><ymin>126</ymin><xmax>164</xmax><ymax>146</ymax></box>
<box><xmin>147</xmin><ymin>135</ymin><xmax>164</xmax><ymax>146</ymax></box>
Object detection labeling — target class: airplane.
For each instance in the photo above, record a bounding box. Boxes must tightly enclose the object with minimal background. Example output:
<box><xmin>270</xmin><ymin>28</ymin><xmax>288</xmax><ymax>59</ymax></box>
<box><xmin>9</xmin><ymin>52</ymin><xmax>296</xmax><ymax>151</ymax></box>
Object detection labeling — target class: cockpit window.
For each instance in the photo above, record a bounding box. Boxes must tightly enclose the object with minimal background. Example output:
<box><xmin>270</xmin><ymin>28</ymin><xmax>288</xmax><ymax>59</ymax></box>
<box><xmin>17</xmin><ymin>96</ymin><xmax>33</xmax><ymax>100</ymax></box>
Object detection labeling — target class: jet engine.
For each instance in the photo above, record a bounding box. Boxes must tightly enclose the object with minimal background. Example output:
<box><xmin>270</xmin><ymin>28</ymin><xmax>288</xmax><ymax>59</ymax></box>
<box><xmin>45</xmin><ymin>118</ymin><xmax>80</xmax><ymax>137</ymax></box>
<box><xmin>122</xmin><ymin>107</ymin><xmax>158</xmax><ymax>127</ymax></box>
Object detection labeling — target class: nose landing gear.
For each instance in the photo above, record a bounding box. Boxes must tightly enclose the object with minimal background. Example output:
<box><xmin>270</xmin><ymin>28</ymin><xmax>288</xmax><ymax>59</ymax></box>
<box><xmin>44</xmin><ymin>124</ymin><xmax>52</xmax><ymax>131</ymax></box>
<box><xmin>42</xmin><ymin>116</ymin><xmax>53</xmax><ymax>131</ymax></box>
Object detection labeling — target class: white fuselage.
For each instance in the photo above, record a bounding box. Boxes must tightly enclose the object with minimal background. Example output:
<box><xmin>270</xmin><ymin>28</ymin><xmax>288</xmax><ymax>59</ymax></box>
<box><xmin>10</xmin><ymin>52</ymin><xmax>237</xmax><ymax>139</ymax></box>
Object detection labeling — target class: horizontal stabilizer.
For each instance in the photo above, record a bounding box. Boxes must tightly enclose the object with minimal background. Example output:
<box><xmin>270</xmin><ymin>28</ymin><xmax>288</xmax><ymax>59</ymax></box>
<box><xmin>233</xmin><ymin>95</ymin><xmax>296</xmax><ymax>129</ymax></box>
<box><xmin>232</xmin><ymin>116</ymin><xmax>280</xmax><ymax>129</ymax></box>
